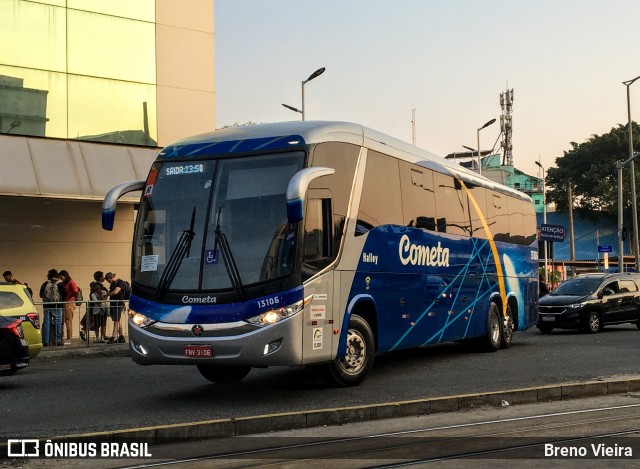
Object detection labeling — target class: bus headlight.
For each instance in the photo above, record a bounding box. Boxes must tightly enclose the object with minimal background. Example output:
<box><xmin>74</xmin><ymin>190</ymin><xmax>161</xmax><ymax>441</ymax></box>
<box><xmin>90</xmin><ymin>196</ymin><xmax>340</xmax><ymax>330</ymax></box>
<box><xmin>246</xmin><ymin>300</ymin><xmax>304</xmax><ymax>327</ymax></box>
<box><xmin>129</xmin><ymin>310</ymin><xmax>156</xmax><ymax>328</ymax></box>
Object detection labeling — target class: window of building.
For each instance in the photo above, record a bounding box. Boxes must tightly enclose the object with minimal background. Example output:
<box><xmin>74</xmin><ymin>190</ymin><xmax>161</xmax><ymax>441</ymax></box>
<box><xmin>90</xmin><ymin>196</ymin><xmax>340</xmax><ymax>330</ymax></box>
<box><xmin>67</xmin><ymin>75</ymin><xmax>157</xmax><ymax>145</ymax></box>
<box><xmin>67</xmin><ymin>9</ymin><xmax>156</xmax><ymax>84</ymax></box>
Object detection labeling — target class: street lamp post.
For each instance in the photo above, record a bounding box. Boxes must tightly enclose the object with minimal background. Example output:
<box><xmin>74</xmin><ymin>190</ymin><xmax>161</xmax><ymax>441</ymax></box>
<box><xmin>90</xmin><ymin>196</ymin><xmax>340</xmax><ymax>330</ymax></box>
<box><xmin>623</xmin><ymin>75</ymin><xmax>640</xmax><ymax>271</ymax></box>
<box><xmin>302</xmin><ymin>67</ymin><xmax>325</xmax><ymax>121</ymax></box>
<box><xmin>476</xmin><ymin>119</ymin><xmax>496</xmax><ymax>176</ymax></box>
<box><xmin>281</xmin><ymin>67</ymin><xmax>325</xmax><ymax>120</ymax></box>
<box><xmin>281</xmin><ymin>103</ymin><xmax>302</xmax><ymax>116</ymax></box>
<box><xmin>618</xmin><ymin>162</ymin><xmax>625</xmax><ymax>272</ymax></box>
<box><xmin>535</xmin><ymin>160</ymin><xmax>548</xmax><ymax>284</ymax></box>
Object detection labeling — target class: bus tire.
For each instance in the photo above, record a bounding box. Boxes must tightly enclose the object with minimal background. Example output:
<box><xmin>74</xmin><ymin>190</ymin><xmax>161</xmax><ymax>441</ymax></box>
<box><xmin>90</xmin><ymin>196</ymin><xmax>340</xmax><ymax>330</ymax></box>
<box><xmin>480</xmin><ymin>302</ymin><xmax>502</xmax><ymax>353</ymax></box>
<box><xmin>500</xmin><ymin>304</ymin><xmax>514</xmax><ymax>349</ymax></box>
<box><xmin>197</xmin><ymin>365</ymin><xmax>251</xmax><ymax>383</ymax></box>
<box><xmin>323</xmin><ymin>314</ymin><xmax>375</xmax><ymax>387</ymax></box>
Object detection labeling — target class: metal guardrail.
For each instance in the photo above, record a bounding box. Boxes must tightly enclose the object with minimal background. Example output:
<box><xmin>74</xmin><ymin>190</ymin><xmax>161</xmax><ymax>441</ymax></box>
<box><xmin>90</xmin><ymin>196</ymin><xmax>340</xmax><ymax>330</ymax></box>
<box><xmin>34</xmin><ymin>300</ymin><xmax>129</xmax><ymax>348</ymax></box>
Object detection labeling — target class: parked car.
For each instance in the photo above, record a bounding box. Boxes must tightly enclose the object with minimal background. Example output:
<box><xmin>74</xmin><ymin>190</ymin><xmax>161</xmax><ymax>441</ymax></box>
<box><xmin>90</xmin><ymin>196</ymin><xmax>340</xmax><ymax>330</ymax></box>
<box><xmin>537</xmin><ymin>272</ymin><xmax>640</xmax><ymax>334</ymax></box>
<box><xmin>0</xmin><ymin>316</ymin><xmax>29</xmax><ymax>376</ymax></box>
<box><xmin>0</xmin><ymin>282</ymin><xmax>42</xmax><ymax>357</ymax></box>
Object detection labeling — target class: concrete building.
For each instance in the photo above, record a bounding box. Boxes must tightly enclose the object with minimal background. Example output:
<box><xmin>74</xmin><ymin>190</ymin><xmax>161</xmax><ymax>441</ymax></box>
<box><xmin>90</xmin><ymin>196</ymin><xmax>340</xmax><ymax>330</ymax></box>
<box><xmin>0</xmin><ymin>1</ymin><xmax>215</xmax><ymax>336</ymax></box>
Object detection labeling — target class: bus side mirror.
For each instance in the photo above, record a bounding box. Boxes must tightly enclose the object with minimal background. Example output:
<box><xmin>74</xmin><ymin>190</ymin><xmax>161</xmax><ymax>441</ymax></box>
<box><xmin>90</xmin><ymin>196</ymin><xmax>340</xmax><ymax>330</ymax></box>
<box><xmin>286</xmin><ymin>167</ymin><xmax>334</xmax><ymax>223</ymax></box>
<box><xmin>102</xmin><ymin>181</ymin><xmax>145</xmax><ymax>231</ymax></box>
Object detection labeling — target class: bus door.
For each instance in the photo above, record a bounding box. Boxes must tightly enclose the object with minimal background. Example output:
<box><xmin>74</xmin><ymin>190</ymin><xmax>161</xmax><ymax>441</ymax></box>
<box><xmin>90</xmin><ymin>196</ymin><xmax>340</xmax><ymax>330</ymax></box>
<box><xmin>301</xmin><ymin>190</ymin><xmax>337</xmax><ymax>363</ymax></box>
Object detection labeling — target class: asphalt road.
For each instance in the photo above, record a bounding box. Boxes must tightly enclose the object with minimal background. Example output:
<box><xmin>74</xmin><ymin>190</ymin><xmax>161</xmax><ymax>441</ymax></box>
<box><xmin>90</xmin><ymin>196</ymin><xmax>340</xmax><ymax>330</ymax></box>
<box><xmin>2</xmin><ymin>324</ymin><xmax>640</xmax><ymax>439</ymax></box>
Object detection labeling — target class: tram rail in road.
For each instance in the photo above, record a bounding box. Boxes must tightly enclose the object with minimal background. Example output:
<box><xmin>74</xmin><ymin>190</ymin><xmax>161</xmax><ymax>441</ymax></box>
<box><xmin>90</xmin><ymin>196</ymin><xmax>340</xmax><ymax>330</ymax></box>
<box><xmin>20</xmin><ymin>374</ymin><xmax>640</xmax><ymax>445</ymax></box>
<box><xmin>20</xmin><ymin>394</ymin><xmax>640</xmax><ymax>468</ymax></box>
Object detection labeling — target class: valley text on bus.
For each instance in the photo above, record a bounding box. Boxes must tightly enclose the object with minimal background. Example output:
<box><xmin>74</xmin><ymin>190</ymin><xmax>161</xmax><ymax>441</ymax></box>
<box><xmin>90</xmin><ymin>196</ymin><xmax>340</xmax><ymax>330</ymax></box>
<box><xmin>102</xmin><ymin>121</ymin><xmax>538</xmax><ymax>386</ymax></box>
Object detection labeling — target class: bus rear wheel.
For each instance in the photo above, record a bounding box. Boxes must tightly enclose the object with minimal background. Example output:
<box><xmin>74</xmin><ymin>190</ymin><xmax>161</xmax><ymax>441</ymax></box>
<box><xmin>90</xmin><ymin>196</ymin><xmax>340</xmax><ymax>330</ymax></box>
<box><xmin>500</xmin><ymin>304</ymin><xmax>514</xmax><ymax>349</ymax></box>
<box><xmin>323</xmin><ymin>314</ymin><xmax>375</xmax><ymax>387</ymax></box>
<box><xmin>197</xmin><ymin>365</ymin><xmax>252</xmax><ymax>384</ymax></box>
<box><xmin>480</xmin><ymin>302</ymin><xmax>502</xmax><ymax>353</ymax></box>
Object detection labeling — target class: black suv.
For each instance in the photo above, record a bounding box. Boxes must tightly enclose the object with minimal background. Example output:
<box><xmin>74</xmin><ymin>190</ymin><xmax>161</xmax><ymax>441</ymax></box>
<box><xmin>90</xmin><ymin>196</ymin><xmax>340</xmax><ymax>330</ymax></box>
<box><xmin>537</xmin><ymin>273</ymin><xmax>640</xmax><ymax>334</ymax></box>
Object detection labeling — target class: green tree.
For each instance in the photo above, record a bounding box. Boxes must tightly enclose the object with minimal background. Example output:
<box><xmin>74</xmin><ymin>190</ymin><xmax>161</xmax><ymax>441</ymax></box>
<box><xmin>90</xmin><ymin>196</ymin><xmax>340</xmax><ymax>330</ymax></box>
<box><xmin>546</xmin><ymin>122</ymin><xmax>640</xmax><ymax>217</ymax></box>
<box><xmin>218</xmin><ymin>121</ymin><xmax>259</xmax><ymax>129</ymax></box>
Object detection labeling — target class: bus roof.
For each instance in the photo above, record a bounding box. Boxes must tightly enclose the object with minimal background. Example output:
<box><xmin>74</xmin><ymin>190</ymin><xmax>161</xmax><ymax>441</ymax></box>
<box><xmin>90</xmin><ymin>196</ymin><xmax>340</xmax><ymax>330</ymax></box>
<box><xmin>158</xmin><ymin>121</ymin><xmax>531</xmax><ymax>202</ymax></box>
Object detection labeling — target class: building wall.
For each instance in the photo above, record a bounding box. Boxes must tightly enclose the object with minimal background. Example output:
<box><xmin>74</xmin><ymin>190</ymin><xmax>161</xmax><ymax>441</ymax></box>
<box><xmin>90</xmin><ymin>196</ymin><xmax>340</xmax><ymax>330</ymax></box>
<box><xmin>156</xmin><ymin>0</ymin><xmax>215</xmax><ymax>145</ymax></box>
<box><xmin>0</xmin><ymin>195</ymin><xmax>136</xmax><ymax>336</ymax></box>
<box><xmin>0</xmin><ymin>196</ymin><xmax>134</xmax><ymax>290</ymax></box>
<box><xmin>0</xmin><ymin>0</ymin><xmax>215</xmax><ymax>145</ymax></box>
<box><xmin>0</xmin><ymin>1</ymin><xmax>215</xmax><ymax>337</ymax></box>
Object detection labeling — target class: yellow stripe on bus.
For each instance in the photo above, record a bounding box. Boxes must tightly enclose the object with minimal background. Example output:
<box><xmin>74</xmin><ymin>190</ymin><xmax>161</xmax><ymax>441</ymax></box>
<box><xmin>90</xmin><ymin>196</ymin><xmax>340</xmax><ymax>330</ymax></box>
<box><xmin>458</xmin><ymin>179</ymin><xmax>507</xmax><ymax>316</ymax></box>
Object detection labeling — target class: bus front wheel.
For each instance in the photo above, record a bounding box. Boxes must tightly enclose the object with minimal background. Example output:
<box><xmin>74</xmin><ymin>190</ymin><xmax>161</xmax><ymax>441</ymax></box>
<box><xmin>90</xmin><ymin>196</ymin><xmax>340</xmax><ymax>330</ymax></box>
<box><xmin>323</xmin><ymin>314</ymin><xmax>375</xmax><ymax>387</ymax></box>
<box><xmin>197</xmin><ymin>365</ymin><xmax>251</xmax><ymax>384</ymax></box>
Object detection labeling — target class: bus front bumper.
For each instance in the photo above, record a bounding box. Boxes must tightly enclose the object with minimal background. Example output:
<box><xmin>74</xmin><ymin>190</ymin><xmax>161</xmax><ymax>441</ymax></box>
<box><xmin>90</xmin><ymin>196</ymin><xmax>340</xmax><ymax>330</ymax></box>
<box><xmin>128</xmin><ymin>314</ymin><xmax>304</xmax><ymax>367</ymax></box>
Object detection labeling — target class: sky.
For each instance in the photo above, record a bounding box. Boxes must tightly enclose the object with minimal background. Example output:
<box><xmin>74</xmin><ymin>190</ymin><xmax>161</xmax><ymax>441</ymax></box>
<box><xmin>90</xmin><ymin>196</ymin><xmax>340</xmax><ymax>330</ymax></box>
<box><xmin>214</xmin><ymin>0</ymin><xmax>640</xmax><ymax>178</ymax></box>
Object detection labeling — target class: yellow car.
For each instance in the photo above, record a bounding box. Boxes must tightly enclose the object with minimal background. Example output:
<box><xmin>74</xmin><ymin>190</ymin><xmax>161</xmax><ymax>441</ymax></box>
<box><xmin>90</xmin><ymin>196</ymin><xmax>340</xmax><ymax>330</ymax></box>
<box><xmin>0</xmin><ymin>282</ymin><xmax>43</xmax><ymax>357</ymax></box>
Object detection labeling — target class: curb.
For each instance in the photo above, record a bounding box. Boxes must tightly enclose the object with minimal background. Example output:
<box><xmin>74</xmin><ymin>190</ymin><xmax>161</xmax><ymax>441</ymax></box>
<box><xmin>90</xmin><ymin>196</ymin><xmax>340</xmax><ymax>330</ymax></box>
<box><xmin>33</xmin><ymin>345</ymin><xmax>130</xmax><ymax>363</ymax></box>
<box><xmin>53</xmin><ymin>375</ymin><xmax>640</xmax><ymax>444</ymax></box>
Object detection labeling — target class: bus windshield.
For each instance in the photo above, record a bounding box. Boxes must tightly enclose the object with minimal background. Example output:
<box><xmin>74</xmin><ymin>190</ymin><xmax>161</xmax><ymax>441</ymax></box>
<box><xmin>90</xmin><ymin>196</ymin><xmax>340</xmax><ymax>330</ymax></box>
<box><xmin>133</xmin><ymin>152</ymin><xmax>305</xmax><ymax>295</ymax></box>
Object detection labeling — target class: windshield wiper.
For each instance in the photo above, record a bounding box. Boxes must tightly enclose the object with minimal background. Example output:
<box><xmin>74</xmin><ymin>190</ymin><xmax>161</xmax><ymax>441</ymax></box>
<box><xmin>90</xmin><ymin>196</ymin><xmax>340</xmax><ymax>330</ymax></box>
<box><xmin>214</xmin><ymin>207</ymin><xmax>245</xmax><ymax>299</ymax></box>
<box><xmin>156</xmin><ymin>207</ymin><xmax>196</xmax><ymax>299</ymax></box>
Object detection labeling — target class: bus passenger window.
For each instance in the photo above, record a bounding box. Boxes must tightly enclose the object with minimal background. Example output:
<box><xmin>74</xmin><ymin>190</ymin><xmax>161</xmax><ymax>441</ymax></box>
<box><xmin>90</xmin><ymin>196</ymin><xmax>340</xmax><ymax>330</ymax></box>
<box><xmin>433</xmin><ymin>172</ymin><xmax>471</xmax><ymax>237</ymax></box>
<box><xmin>487</xmin><ymin>193</ymin><xmax>510</xmax><ymax>243</ymax></box>
<box><xmin>415</xmin><ymin>216</ymin><xmax>436</xmax><ymax>230</ymax></box>
<box><xmin>356</xmin><ymin>151</ymin><xmax>402</xmax><ymax>236</ymax></box>
<box><xmin>400</xmin><ymin>161</ymin><xmax>437</xmax><ymax>232</ymax></box>
<box><xmin>303</xmin><ymin>198</ymin><xmax>334</xmax><ymax>280</ymax></box>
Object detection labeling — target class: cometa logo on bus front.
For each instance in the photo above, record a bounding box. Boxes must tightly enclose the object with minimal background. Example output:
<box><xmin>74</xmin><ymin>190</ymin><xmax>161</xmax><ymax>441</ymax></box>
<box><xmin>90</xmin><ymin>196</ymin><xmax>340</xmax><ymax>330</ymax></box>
<box><xmin>398</xmin><ymin>234</ymin><xmax>450</xmax><ymax>267</ymax></box>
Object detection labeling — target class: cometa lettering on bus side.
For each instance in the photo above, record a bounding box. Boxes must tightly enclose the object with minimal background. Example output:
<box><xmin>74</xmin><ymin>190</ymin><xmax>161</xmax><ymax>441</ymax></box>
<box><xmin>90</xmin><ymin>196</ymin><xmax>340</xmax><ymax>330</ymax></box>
<box><xmin>181</xmin><ymin>295</ymin><xmax>217</xmax><ymax>304</ymax></box>
<box><xmin>398</xmin><ymin>235</ymin><xmax>450</xmax><ymax>267</ymax></box>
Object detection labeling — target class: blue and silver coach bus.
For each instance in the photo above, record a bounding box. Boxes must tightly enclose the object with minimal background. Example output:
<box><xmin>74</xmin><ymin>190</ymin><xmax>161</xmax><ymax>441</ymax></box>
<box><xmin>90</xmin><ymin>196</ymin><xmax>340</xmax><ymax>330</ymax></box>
<box><xmin>102</xmin><ymin>121</ymin><xmax>538</xmax><ymax>386</ymax></box>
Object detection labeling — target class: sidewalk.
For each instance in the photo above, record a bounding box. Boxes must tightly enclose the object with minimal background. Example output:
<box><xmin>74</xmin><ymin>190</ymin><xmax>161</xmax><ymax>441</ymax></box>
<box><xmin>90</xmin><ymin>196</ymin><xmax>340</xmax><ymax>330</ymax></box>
<box><xmin>35</xmin><ymin>337</ymin><xmax>130</xmax><ymax>363</ymax></box>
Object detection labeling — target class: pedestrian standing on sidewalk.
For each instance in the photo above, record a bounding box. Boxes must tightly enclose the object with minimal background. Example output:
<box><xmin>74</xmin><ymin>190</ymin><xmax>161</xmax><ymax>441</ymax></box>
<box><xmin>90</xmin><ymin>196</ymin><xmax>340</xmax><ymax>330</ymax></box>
<box><xmin>59</xmin><ymin>270</ymin><xmax>79</xmax><ymax>345</ymax></box>
<box><xmin>89</xmin><ymin>281</ymin><xmax>108</xmax><ymax>343</ymax></box>
<box><xmin>38</xmin><ymin>268</ymin><xmax>65</xmax><ymax>346</ymax></box>
<box><xmin>105</xmin><ymin>272</ymin><xmax>126</xmax><ymax>344</ymax></box>
<box><xmin>92</xmin><ymin>271</ymin><xmax>109</xmax><ymax>342</ymax></box>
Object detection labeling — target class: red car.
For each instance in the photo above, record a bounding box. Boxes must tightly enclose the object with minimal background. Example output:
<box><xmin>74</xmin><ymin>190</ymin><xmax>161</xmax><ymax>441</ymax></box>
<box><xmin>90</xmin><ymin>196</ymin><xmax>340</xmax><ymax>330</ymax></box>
<box><xmin>0</xmin><ymin>316</ymin><xmax>29</xmax><ymax>376</ymax></box>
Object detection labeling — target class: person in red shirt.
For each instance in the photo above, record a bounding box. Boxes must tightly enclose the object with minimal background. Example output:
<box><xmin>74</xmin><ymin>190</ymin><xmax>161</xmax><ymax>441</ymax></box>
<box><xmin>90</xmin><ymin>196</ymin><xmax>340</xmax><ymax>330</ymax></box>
<box><xmin>2</xmin><ymin>270</ymin><xmax>21</xmax><ymax>284</ymax></box>
<box><xmin>58</xmin><ymin>270</ymin><xmax>79</xmax><ymax>345</ymax></box>
<box><xmin>3</xmin><ymin>270</ymin><xmax>33</xmax><ymax>297</ymax></box>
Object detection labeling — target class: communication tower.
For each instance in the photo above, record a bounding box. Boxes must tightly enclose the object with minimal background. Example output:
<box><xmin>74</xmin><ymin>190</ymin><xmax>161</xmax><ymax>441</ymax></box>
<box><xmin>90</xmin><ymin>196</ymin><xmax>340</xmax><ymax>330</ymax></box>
<box><xmin>500</xmin><ymin>88</ymin><xmax>514</xmax><ymax>165</ymax></box>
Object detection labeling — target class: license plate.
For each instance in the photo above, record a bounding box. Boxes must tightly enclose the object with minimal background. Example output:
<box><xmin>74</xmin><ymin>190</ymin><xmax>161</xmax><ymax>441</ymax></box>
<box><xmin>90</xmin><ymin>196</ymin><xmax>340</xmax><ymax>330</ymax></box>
<box><xmin>184</xmin><ymin>345</ymin><xmax>213</xmax><ymax>357</ymax></box>
<box><xmin>541</xmin><ymin>316</ymin><xmax>555</xmax><ymax>322</ymax></box>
